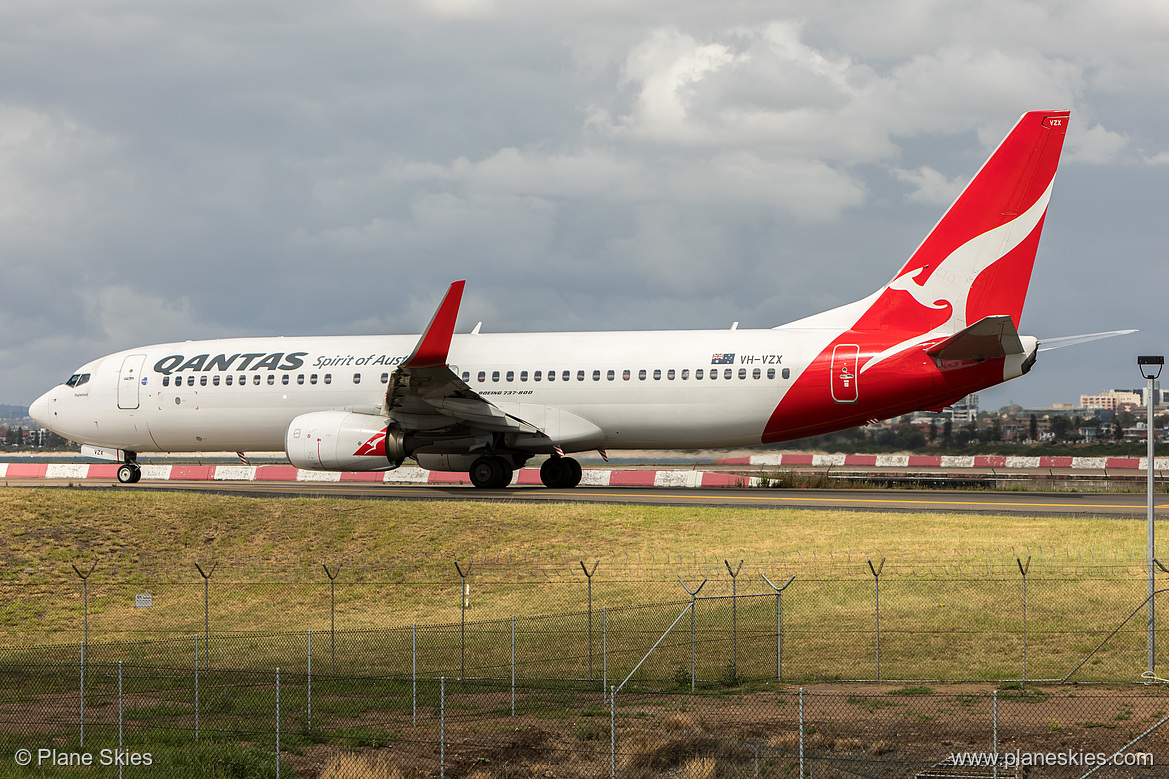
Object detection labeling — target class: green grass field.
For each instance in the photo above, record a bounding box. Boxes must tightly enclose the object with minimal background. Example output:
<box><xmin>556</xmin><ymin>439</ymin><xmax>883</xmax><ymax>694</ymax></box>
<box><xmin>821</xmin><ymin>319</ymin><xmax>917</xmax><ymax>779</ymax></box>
<box><xmin>0</xmin><ymin>488</ymin><xmax>1162</xmax><ymax>683</ymax></box>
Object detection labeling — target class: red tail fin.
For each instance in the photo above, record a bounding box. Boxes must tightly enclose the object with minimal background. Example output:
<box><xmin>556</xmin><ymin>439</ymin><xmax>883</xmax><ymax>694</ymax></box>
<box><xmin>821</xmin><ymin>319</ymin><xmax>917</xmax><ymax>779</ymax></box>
<box><xmin>872</xmin><ymin>111</ymin><xmax>1069</xmax><ymax>335</ymax></box>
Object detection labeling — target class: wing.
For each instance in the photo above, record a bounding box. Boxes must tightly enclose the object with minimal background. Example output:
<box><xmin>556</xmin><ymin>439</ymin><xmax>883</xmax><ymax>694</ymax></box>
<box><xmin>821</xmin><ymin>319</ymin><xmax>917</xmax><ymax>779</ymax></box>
<box><xmin>383</xmin><ymin>281</ymin><xmax>542</xmax><ymax>435</ymax></box>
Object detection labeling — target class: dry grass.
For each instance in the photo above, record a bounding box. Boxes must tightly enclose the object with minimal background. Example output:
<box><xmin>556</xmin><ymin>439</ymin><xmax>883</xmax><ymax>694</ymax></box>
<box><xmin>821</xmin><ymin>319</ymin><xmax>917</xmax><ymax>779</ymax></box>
<box><xmin>317</xmin><ymin>751</ymin><xmax>405</xmax><ymax>779</ymax></box>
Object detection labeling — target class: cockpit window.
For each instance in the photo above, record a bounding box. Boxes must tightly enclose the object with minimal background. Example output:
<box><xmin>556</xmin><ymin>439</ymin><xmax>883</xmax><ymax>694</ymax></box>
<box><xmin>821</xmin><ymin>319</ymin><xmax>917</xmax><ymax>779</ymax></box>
<box><xmin>65</xmin><ymin>373</ymin><xmax>90</xmax><ymax>387</ymax></box>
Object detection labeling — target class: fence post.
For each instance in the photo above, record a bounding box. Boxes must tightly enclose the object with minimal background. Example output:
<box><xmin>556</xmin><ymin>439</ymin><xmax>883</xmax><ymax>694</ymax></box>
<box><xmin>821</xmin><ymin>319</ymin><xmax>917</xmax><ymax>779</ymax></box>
<box><xmin>307</xmin><ymin>630</ymin><xmax>312</xmax><ymax>732</ymax></box>
<box><xmin>276</xmin><ymin>667</ymin><xmax>281</xmax><ymax>779</ymax></box>
<box><xmin>762</xmin><ymin>573</ymin><xmax>796</xmax><ymax>681</ymax></box>
<box><xmin>195</xmin><ymin>562</ymin><xmax>216</xmax><ymax>673</ymax></box>
<box><xmin>118</xmin><ymin>660</ymin><xmax>124</xmax><ymax>779</ymax></box>
<box><xmin>992</xmin><ymin>689</ymin><xmax>998</xmax><ymax>779</ymax></box>
<box><xmin>511</xmin><ymin>615</ymin><xmax>516</xmax><ymax>717</ymax></box>
<box><xmin>581</xmin><ymin>560</ymin><xmax>600</xmax><ymax>679</ymax></box>
<box><xmin>322</xmin><ymin>562</ymin><xmax>340</xmax><ymax>674</ymax></box>
<box><xmin>195</xmin><ymin>634</ymin><xmax>200</xmax><ymax>742</ymax></box>
<box><xmin>79</xmin><ymin>641</ymin><xmax>85</xmax><ymax>747</ymax></box>
<box><xmin>867</xmin><ymin>559</ymin><xmax>885</xmax><ymax>682</ymax></box>
<box><xmin>602</xmin><ymin>607</ymin><xmax>608</xmax><ymax>704</ymax></box>
<box><xmin>71</xmin><ymin>561</ymin><xmax>96</xmax><ymax>671</ymax></box>
<box><xmin>412</xmin><ymin>623</ymin><xmax>417</xmax><ymax>726</ymax></box>
<box><xmin>799</xmin><ymin>687</ymin><xmax>805</xmax><ymax>779</ymax></box>
<box><xmin>1017</xmin><ymin>556</ymin><xmax>1030</xmax><ymax>684</ymax></box>
<box><xmin>440</xmin><ymin>676</ymin><xmax>446</xmax><ymax>779</ymax></box>
<box><xmin>454</xmin><ymin>560</ymin><xmax>472</xmax><ymax>679</ymax></box>
<box><xmin>725</xmin><ymin>560</ymin><xmax>743</xmax><ymax>675</ymax></box>
<box><xmin>679</xmin><ymin>578</ymin><xmax>707</xmax><ymax>692</ymax></box>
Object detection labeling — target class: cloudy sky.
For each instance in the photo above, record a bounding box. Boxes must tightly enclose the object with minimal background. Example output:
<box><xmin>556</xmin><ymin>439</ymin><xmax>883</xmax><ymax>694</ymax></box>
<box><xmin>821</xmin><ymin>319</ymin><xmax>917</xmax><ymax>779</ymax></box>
<box><xmin>2</xmin><ymin>0</ymin><xmax>1167</xmax><ymax>414</ymax></box>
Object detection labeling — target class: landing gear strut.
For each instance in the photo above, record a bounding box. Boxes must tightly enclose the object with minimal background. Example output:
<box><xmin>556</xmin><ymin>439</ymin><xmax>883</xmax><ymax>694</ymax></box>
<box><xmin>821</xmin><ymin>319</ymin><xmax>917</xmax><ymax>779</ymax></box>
<box><xmin>469</xmin><ymin>455</ymin><xmax>514</xmax><ymax>489</ymax></box>
<box><xmin>116</xmin><ymin>452</ymin><xmax>142</xmax><ymax>484</ymax></box>
<box><xmin>540</xmin><ymin>456</ymin><xmax>582</xmax><ymax>488</ymax></box>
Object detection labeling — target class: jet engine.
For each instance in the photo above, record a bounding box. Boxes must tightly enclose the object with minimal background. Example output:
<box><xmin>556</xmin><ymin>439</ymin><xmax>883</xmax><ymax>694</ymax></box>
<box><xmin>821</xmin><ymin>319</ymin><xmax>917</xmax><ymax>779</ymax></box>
<box><xmin>285</xmin><ymin>411</ymin><xmax>408</xmax><ymax>471</ymax></box>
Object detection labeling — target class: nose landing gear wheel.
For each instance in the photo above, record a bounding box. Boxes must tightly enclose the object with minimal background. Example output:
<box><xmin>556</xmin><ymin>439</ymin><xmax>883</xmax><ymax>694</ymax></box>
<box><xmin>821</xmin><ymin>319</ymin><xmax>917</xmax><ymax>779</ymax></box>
<box><xmin>469</xmin><ymin>456</ymin><xmax>513</xmax><ymax>489</ymax></box>
<box><xmin>117</xmin><ymin>463</ymin><xmax>142</xmax><ymax>484</ymax></box>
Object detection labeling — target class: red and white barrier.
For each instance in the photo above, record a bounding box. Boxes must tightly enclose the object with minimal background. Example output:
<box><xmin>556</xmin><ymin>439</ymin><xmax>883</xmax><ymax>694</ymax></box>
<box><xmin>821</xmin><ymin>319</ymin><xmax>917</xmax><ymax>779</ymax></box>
<box><xmin>0</xmin><ymin>462</ymin><xmax>748</xmax><ymax>487</ymax></box>
<box><xmin>717</xmin><ymin>453</ymin><xmax>1165</xmax><ymax>470</ymax></box>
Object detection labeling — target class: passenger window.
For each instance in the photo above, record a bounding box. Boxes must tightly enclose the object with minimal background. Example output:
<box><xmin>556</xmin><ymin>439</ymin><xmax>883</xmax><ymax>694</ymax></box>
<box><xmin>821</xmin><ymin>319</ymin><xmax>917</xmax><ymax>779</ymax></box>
<box><xmin>162</xmin><ymin>376</ymin><xmax>170</xmax><ymax>387</ymax></box>
<box><xmin>462</xmin><ymin>371</ymin><xmax>470</xmax><ymax>381</ymax></box>
<box><xmin>323</xmin><ymin>374</ymin><xmax>332</xmax><ymax>385</ymax></box>
<box><xmin>297</xmin><ymin>374</ymin><xmax>305</xmax><ymax>385</ymax></box>
<box><xmin>738</xmin><ymin>368</ymin><xmax>747</xmax><ymax>380</ymax></box>
<box><xmin>667</xmin><ymin>369</ymin><xmax>675</xmax><ymax>380</ymax></box>
<box><xmin>520</xmin><ymin>371</ymin><xmax>528</xmax><ymax>382</ymax></box>
<box><xmin>607</xmin><ymin>369</ymin><xmax>615</xmax><ymax>381</ymax></box>
<box><xmin>638</xmin><ymin>369</ymin><xmax>646</xmax><ymax>380</ymax></box>
<box><xmin>478</xmin><ymin>371</ymin><xmax>486</xmax><ymax>382</ymax></box>
<box><xmin>534</xmin><ymin>370</ymin><xmax>542</xmax><ymax>381</ymax></box>
<box><xmin>681</xmin><ymin>369</ymin><xmax>689</xmax><ymax>380</ymax></box>
<box><xmin>696</xmin><ymin>369</ymin><xmax>704</xmax><ymax>380</ymax></box>
<box><xmin>753</xmin><ymin>368</ymin><xmax>761</xmax><ymax>379</ymax></box>
<box><xmin>710</xmin><ymin>370</ymin><xmax>718</xmax><ymax>380</ymax></box>
<box><xmin>225</xmin><ymin>375</ymin><xmax>233</xmax><ymax>386</ymax></box>
<box><xmin>268</xmin><ymin>374</ymin><xmax>276</xmax><ymax>385</ymax></box>
<box><xmin>768</xmin><ymin>368</ymin><xmax>776</xmax><ymax>379</ymax></box>
<box><xmin>548</xmin><ymin>370</ymin><xmax>555</xmax><ymax>382</ymax></box>
<box><xmin>592</xmin><ymin>370</ymin><xmax>601</xmax><ymax>381</ymax></box>
<box><xmin>380</xmin><ymin>373</ymin><xmax>389</xmax><ymax>384</ymax></box>
<box><xmin>189</xmin><ymin>376</ymin><xmax>197</xmax><ymax>386</ymax></box>
<box><xmin>653</xmin><ymin>369</ymin><xmax>661</xmax><ymax>380</ymax></box>
<box><xmin>506</xmin><ymin>370</ymin><xmax>514</xmax><ymax>382</ymax></box>
<box><xmin>239</xmin><ymin>374</ymin><xmax>246</xmax><ymax>385</ymax></box>
<box><xmin>252</xmin><ymin>374</ymin><xmax>259</xmax><ymax>385</ymax></box>
<box><xmin>782</xmin><ymin>368</ymin><xmax>790</xmax><ymax>379</ymax></box>
<box><xmin>212</xmin><ymin>375</ymin><xmax>220</xmax><ymax>386</ymax></box>
<box><xmin>577</xmin><ymin>370</ymin><xmax>585</xmax><ymax>381</ymax></box>
<box><xmin>283</xmin><ymin>374</ymin><xmax>290</xmax><ymax>385</ymax></box>
<box><xmin>310</xmin><ymin>374</ymin><xmax>318</xmax><ymax>385</ymax></box>
<box><xmin>352</xmin><ymin>373</ymin><xmax>361</xmax><ymax>384</ymax></box>
<box><xmin>492</xmin><ymin>371</ymin><xmax>500</xmax><ymax>382</ymax></box>
<box><xmin>562</xmin><ymin>370</ymin><xmax>570</xmax><ymax>381</ymax></box>
<box><xmin>724</xmin><ymin>368</ymin><xmax>733</xmax><ymax>379</ymax></box>
<box><xmin>623</xmin><ymin>369</ymin><xmax>631</xmax><ymax>381</ymax></box>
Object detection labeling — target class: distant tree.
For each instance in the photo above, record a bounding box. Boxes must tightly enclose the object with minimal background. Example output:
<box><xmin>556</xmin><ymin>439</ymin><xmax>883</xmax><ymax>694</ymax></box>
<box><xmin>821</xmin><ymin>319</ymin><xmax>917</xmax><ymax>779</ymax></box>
<box><xmin>987</xmin><ymin>417</ymin><xmax>1002</xmax><ymax>443</ymax></box>
<box><xmin>928</xmin><ymin>419</ymin><xmax>938</xmax><ymax>443</ymax></box>
<box><xmin>1050</xmin><ymin>416</ymin><xmax>1071</xmax><ymax>441</ymax></box>
<box><xmin>943</xmin><ymin>418</ymin><xmax>953</xmax><ymax>446</ymax></box>
<box><xmin>1029</xmin><ymin>414</ymin><xmax>1039</xmax><ymax>442</ymax></box>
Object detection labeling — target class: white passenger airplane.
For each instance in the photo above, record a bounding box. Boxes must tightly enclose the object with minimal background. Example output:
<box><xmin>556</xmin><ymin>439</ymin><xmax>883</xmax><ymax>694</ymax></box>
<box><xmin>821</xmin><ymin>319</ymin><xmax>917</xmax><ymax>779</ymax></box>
<box><xmin>28</xmin><ymin>110</ymin><xmax>1127</xmax><ymax>488</ymax></box>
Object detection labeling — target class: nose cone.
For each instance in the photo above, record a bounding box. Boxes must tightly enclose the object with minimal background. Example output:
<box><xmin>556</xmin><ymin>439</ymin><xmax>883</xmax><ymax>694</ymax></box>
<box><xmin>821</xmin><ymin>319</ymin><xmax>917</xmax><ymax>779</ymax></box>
<box><xmin>29</xmin><ymin>390</ymin><xmax>52</xmax><ymax>429</ymax></box>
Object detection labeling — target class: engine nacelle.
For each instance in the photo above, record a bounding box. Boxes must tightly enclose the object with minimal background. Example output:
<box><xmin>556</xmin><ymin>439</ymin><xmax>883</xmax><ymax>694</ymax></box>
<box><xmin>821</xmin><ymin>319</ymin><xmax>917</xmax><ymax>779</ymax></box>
<box><xmin>285</xmin><ymin>411</ymin><xmax>407</xmax><ymax>471</ymax></box>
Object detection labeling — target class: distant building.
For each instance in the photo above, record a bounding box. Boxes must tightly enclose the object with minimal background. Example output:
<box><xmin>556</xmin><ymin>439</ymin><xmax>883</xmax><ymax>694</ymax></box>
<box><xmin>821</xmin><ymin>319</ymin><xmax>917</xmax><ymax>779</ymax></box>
<box><xmin>949</xmin><ymin>393</ymin><xmax>978</xmax><ymax>423</ymax></box>
<box><xmin>1080</xmin><ymin>389</ymin><xmax>1143</xmax><ymax>411</ymax></box>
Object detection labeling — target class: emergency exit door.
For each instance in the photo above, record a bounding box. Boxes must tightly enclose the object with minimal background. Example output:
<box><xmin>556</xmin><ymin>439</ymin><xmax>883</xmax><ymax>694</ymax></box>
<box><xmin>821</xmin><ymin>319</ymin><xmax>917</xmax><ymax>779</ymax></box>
<box><xmin>830</xmin><ymin>344</ymin><xmax>860</xmax><ymax>403</ymax></box>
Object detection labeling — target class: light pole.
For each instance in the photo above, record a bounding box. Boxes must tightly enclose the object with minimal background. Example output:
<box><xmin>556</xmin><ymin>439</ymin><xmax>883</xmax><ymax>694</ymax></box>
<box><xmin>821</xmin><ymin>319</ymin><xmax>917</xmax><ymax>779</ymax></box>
<box><xmin>1138</xmin><ymin>355</ymin><xmax>1163</xmax><ymax>676</ymax></box>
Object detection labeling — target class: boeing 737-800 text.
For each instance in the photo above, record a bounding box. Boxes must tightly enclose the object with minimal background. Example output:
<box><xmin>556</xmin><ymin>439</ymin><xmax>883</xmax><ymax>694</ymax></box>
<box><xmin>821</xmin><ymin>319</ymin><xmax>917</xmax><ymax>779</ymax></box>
<box><xmin>29</xmin><ymin>110</ymin><xmax>1125</xmax><ymax>488</ymax></box>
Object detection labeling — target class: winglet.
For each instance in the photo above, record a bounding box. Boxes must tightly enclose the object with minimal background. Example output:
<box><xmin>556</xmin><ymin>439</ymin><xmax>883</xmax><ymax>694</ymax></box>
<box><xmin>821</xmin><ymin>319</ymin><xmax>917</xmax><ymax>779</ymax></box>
<box><xmin>403</xmin><ymin>281</ymin><xmax>465</xmax><ymax>368</ymax></box>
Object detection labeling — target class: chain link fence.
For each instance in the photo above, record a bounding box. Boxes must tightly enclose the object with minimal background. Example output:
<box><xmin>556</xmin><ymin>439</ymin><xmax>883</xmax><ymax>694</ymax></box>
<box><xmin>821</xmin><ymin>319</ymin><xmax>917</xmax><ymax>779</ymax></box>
<box><xmin>4</xmin><ymin>555</ymin><xmax>1169</xmax><ymax>775</ymax></box>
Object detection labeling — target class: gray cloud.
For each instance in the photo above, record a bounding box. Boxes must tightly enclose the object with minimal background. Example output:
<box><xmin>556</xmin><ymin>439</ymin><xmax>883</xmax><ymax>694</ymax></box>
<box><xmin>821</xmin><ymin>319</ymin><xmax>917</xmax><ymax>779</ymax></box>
<box><xmin>2</xmin><ymin>0</ymin><xmax>1166</xmax><ymax>412</ymax></box>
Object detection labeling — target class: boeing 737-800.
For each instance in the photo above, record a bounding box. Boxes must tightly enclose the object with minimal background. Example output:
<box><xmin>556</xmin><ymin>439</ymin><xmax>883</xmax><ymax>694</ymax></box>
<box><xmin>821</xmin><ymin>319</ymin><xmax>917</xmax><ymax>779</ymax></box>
<box><xmin>28</xmin><ymin>110</ymin><xmax>1126</xmax><ymax>488</ymax></box>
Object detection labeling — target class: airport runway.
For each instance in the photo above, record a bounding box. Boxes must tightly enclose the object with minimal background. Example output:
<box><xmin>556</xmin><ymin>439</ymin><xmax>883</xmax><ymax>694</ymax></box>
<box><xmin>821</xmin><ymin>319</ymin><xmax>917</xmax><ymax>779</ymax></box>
<box><xmin>6</xmin><ymin>478</ymin><xmax>1167</xmax><ymax>518</ymax></box>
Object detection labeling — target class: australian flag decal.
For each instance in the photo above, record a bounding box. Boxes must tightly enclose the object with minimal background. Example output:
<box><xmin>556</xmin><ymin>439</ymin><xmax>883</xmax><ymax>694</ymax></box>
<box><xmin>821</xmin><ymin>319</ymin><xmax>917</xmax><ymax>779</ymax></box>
<box><xmin>711</xmin><ymin>353</ymin><xmax>735</xmax><ymax>364</ymax></box>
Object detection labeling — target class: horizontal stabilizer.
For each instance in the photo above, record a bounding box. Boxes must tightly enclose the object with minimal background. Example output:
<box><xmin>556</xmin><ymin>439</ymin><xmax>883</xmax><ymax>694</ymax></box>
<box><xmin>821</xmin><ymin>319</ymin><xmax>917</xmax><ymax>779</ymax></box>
<box><xmin>925</xmin><ymin>315</ymin><xmax>1023</xmax><ymax>361</ymax></box>
<box><xmin>1038</xmin><ymin>329</ymin><xmax>1137</xmax><ymax>352</ymax></box>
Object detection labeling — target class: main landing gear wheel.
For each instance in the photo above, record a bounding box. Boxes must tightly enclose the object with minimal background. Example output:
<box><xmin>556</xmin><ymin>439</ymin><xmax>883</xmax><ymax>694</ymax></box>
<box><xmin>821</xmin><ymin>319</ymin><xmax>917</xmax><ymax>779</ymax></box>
<box><xmin>540</xmin><ymin>456</ymin><xmax>582</xmax><ymax>488</ymax></box>
<box><xmin>116</xmin><ymin>463</ymin><xmax>142</xmax><ymax>484</ymax></box>
<box><xmin>469</xmin><ymin>456</ymin><xmax>513</xmax><ymax>489</ymax></box>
